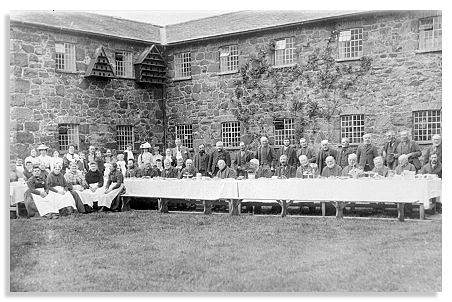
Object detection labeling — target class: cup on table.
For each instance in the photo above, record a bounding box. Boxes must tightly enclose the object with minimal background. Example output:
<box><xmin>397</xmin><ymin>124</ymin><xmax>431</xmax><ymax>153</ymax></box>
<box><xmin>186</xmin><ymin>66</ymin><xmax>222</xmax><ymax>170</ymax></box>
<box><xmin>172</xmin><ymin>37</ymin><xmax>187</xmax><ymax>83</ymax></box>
<box><xmin>196</xmin><ymin>173</ymin><xmax>202</xmax><ymax>179</ymax></box>
<box><xmin>248</xmin><ymin>173</ymin><xmax>255</xmax><ymax>179</ymax></box>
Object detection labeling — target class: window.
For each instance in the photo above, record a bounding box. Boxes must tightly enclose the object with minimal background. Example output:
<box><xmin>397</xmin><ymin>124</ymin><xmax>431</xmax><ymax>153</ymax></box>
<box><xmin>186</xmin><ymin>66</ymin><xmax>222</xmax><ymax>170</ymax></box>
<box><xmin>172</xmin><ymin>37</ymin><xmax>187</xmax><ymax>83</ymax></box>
<box><xmin>419</xmin><ymin>16</ymin><xmax>442</xmax><ymax>52</ymax></box>
<box><xmin>55</xmin><ymin>43</ymin><xmax>76</xmax><ymax>72</ymax></box>
<box><xmin>115</xmin><ymin>51</ymin><xmax>133</xmax><ymax>78</ymax></box>
<box><xmin>175</xmin><ymin>124</ymin><xmax>193</xmax><ymax>149</ymax></box>
<box><xmin>220</xmin><ymin>45</ymin><xmax>239</xmax><ymax>72</ymax></box>
<box><xmin>338</xmin><ymin>28</ymin><xmax>363</xmax><ymax>60</ymax></box>
<box><xmin>340</xmin><ymin>115</ymin><xmax>365</xmax><ymax>144</ymax></box>
<box><xmin>274</xmin><ymin>37</ymin><xmax>295</xmax><ymax>66</ymax></box>
<box><xmin>413</xmin><ymin>110</ymin><xmax>441</xmax><ymax>142</ymax></box>
<box><xmin>221</xmin><ymin>122</ymin><xmax>241</xmax><ymax>148</ymax></box>
<box><xmin>174</xmin><ymin>52</ymin><xmax>191</xmax><ymax>78</ymax></box>
<box><xmin>58</xmin><ymin>124</ymin><xmax>79</xmax><ymax>151</ymax></box>
<box><xmin>116</xmin><ymin>125</ymin><xmax>135</xmax><ymax>151</ymax></box>
<box><xmin>274</xmin><ymin>118</ymin><xmax>295</xmax><ymax>146</ymax></box>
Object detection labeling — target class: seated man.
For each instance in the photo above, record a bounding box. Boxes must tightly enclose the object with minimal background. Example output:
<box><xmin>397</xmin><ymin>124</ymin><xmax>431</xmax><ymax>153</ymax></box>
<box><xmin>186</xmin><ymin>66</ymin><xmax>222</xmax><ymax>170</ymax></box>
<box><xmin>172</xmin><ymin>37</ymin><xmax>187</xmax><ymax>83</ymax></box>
<box><xmin>161</xmin><ymin>158</ymin><xmax>179</xmax><ymax>178</ymax></box>
<box><xmin>216</xmin><ymin>159</ymin><xmax>236</xmax><ymax>179</ymax></box>
<box><xmin>341</xmin><ymin>153</ymin><xmax>363</xmax><ymax>177</ymax></box>
<box><xmin>372</xmin><ymin>156</ymin><xmax>389</xmax><ymax>177</ymax></box>
<box><xmin>99</xmin><ymin>162</ymin><xmax>125</xmax><ymax>212</ymax></box>
<box><xmin>175</xmin><ymin>157</ymin><xmax>185</xmax><ymax>174</ymax></box>
<box><xmin>46</xmin><ymin>163</ymin><xmax>77</xmax><ymax>216</ymax></box>
<box><xmin>178</xmin><ymin>159</ymin><xmax>198</xmax><ymax>179</ymax></box>
<box><xmin>395</xmin><ymin>154</ymin><xmax>416</xmax><ymax>175</ymax></box>
<box><xmin>140</xmin><ymin>162</ymin><xmax>161</xmax><ymax>178</ymax></box>
<box><xmin>321</xmin><ymin>156</ymin><xmax>342</xmax><ymax>178</ymax></box>
<box><xmin>296</xmin><ymin>155</ymin><xmax>317</xmax><ymax>178</ymax></box>
<box><xmin>419</xmin><ymin>153</ymin><xmax>441</xmax><ymax>178</ymax></box>
<box><xmin>125</xmin><ymin>158</ymin><xmax>139</xmax><ymax>178</ymax></box>
<box><xmin>274</xmin><ymin>155</ymin><xmax>296</xmax><ymax>179</ymax></box>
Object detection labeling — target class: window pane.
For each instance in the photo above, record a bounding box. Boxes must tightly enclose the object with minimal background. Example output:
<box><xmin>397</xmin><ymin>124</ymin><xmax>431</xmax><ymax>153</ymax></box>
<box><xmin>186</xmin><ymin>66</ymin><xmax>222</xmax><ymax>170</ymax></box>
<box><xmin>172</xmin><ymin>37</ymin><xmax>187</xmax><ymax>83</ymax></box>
<box><xmin>412</xmin><ymin>110</ymin><xmax>441</xmax><ymax>141</ymax></box>
<box><xmin>338</xmin><ymin>28</ymin><xmax>363</xmax><ymax>60</ymax></box>
<box><xmin>58</xmin><ymin>124</ymin><xmax>79</xmax><ymax>151</ymax></box>
<box><xmin>221</xmin><ymin>122</ymin><xmax>241</xmax><ymax>147</ymax></box>
<box><xmin>340</xmin><ymin>115</ymin><xmax>365</xmax><ymax>144</ymax></box>
<box><xmin>117</xmin><ymin>125</ymin><xmax>135</xmax><ymax>151</ymax></box>
<box><xmin>175</xmin><ymin>124</ymin><xmax>193</xmax><ymax>149</ymax></box>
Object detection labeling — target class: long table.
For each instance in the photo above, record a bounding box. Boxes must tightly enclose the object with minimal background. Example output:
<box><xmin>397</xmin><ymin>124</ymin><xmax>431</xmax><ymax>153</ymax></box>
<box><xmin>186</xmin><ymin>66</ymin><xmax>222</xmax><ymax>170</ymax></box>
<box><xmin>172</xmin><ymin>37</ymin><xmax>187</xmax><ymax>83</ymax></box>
<box><xmin>123</xmin><ymin>177</ymin><xmax>442</xmax><ymax>221</ymax></box>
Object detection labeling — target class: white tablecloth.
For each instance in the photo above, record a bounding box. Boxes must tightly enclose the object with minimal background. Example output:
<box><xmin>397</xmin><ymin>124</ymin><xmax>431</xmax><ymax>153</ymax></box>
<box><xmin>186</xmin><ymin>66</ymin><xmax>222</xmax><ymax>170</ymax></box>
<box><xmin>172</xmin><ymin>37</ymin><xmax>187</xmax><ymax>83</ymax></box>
<box><xmin>9</xmin><ymin>181</ymin><xmax>28</xmax><ymax>205</ymax></box>
<box><xmin>124</xmin><ymin>178</ymin><xmax>239</xmax><ymax>200</ymax></box>
<box><xmin>237</xmin><ymin>178</ymin><xmax>442</xmax><ymax>208</ymax></box>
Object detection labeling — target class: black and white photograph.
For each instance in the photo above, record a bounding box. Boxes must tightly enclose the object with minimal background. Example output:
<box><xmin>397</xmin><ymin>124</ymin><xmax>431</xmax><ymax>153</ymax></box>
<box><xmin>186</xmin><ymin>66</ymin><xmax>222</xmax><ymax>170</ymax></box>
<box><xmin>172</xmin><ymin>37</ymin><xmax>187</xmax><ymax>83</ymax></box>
<box><xmin>4</xmin><ymin>1</ymin><xmax>447</xmax><ymax>294</ymax></box>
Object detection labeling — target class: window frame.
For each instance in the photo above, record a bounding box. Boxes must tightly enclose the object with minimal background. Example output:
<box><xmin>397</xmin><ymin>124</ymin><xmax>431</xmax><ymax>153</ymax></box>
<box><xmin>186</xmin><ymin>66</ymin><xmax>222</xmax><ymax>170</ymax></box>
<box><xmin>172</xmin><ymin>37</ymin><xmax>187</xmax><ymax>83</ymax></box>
<box><xmin>221</xmin><ymin>121</ymin><xmax>241</xmax><ymax>148</ymax></box>
<box><xmin>412</xmin><ymin>110</ymin><xmax>441</xmax><ymax>143</ymax></box>
<box><xmin>175</xmin><ymin>124</ymin><xmax>194</xmax><ymax>149</ymax></box>
<box><xmin>418</xmin><ymin>15</ymin><xmax>442</xmax><ymax>53</ymax></box>
<box><xmin>337</xmin><ymin>28</ymin><xmax>363</xmax><ymax>61</ymax></box>
<box><xmin>116</xmin><ymin>125</ymin><xmax>135</xmax><ymax>152</ymax></box>
<box><xmin>219</xmin><ymin>44</ymin><xmax>239</xmax><ymax>73</ymax></box>
<box><xmin>55</xmin><ymin>42</ymin><xmax>76</xmax><ymax>73</ymax></box>
<box><xmin>174</xmin><ymin>52</ymin><xmax>191</xmax><ymax>79</ymax></box>
<box><xmin>340</xmin><ymin>114</ymin><xmax>365</xmax><ymax>145</ymax></box>
<box><xmin>273</xmin><ymin>118</ymin><xmax>295</xmax><ymax>146</ymax></box>
<box><xmin>274</xmin><ymin>37</ymin><xmax>296</xmax><ymax>67</ymax></box>
<box><xmin>58</xmin><ymin>123</ymin><xmax>80</xmax><ymax>151</ymax></box>
<box><xmin>115</xmin><ymin>51</ymin><xmax>133</xmax><ymax>78</ymax></box>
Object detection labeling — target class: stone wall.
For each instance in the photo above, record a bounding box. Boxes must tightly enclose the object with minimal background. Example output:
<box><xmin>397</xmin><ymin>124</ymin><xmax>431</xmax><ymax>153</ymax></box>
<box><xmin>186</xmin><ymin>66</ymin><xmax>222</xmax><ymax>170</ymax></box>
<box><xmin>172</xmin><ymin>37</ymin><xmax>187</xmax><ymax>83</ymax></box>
<box><xmin>10</xmin><ymin>24</ymin><xmax>165</xmax><ymax>160</ymax></box>
<box><xmin>164</xmin><ymin>11</ymin><xmax>442</xmax><ymax>150</ymax></box>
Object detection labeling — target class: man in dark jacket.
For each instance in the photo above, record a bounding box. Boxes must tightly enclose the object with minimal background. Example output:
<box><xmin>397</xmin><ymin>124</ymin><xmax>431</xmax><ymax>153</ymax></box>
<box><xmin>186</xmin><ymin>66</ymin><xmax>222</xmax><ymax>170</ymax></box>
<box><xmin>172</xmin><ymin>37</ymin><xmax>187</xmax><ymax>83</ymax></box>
<box><xmin>277</xmin><ymin>138</ymin><xmax>297</xmax><ymax>167</ymax></box>
<box><xmin>296</xmin><ymin>138</ymin><xmax>316</xmax><ymax>164</ymax></box>
<box><xmin>395</xmin><ymin>130</ymin><xmax>422</xmax><ymax>171</ymax></box>
<box><xmin>382</xmin><ymin>131</ymin><xmax>399</xmax><ymax>170</ymax></box>
<box><xmin>232</xmin><ymin>141</ymin><xmax>254</xmax><ymax>178</ymax></box>
<box><xmin>356</xmin><ymin>134</ymin><xmax>379</xmax><ymax>172</ymax></box>
<box><xmin>161</xmin><ymin>158</ymin><xmax>179</xmax><ymax>178</ymax></box>
<box><xmin>420</xmin><ymin>153</ymin><xmax>442</xmax><ymax>178</ymax></box>
<box><xmin>316</xmin><ymin>140</ymin><xmax>338</xmax><ymax>174</ymax></box>
<box><xmin>208</xmin><ymin>141</ymin><xmax>231</xmax><ymax>177</ymax></box>
<box><xmin>193</xmin><ymin>144</ymin><xmax>210</xmax><ymax>176</ymax></box>
<box><xmin>337</xmin><ymin>137</ymin><xmax>355</xmax><ymax>168</ymax></box>
<box><xmin>274</xmin><ymin>155</ymin><xmax>296</xmax><ymax>178</ymax></box>
<box><xmin>423</xmin><ymin>134</ymin><xmax>442</xmax><ymax>165</ymax></box>
<box><xmin>256</xmin><ymin>136</ymin><xmax>277</xmax><ymax>172</ymax></box>
<box><xmin>178</xmin><ymin>159</ymin><xmax>198</xmax><ymax>179</ymax></box>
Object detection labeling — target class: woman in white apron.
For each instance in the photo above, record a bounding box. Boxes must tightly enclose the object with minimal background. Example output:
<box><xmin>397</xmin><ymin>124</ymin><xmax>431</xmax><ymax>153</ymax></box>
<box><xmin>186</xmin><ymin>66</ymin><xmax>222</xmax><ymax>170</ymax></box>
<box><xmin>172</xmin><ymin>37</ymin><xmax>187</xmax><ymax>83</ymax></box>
<box><xmin>98</xmin><ymin>162</ymin><xmax>125</xmax><ymax>212</ymax></box>
<box><xmin>25</xmin><ymin>165</ymin><xmax>59</xmax><ymax>218</ymax></box>
<box><xmin>45</xmin><ymin>163</ymin><xmax>77</xmax><ymax>216</ymax></box>
<box><xmin>80</xmin><ymin>161</ymin><xmax>106</xmax><ymax>211</ymax></box>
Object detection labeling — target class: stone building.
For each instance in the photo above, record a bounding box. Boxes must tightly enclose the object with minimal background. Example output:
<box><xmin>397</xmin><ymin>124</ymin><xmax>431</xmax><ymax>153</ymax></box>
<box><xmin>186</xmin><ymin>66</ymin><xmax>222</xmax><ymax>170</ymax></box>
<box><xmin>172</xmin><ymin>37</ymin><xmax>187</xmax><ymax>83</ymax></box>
<box><xmin>9</xmin><ymin>10</ymin><xmax>442</xmax><ymax>161</ymax></box>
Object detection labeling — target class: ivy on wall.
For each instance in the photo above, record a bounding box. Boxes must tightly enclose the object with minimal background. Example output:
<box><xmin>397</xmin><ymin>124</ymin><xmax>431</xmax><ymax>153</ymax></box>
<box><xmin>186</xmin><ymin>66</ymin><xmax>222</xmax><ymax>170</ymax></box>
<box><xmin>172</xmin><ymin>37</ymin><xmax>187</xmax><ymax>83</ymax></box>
<box><xmin>230</xmin><ymin>31</ymin><xmax>372</xmax><ymax>146</ymax></box>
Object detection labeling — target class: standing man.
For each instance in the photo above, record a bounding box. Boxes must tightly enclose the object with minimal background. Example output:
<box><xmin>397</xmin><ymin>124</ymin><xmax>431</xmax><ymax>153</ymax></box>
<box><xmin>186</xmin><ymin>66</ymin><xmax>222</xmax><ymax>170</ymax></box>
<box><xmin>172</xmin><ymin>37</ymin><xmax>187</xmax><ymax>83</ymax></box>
<box><xmin>277</xmin><ymin>138</ymin><xmax>297</xmax><ymax>167</ymax></box>
<box><xmin>232</xmin><ymin>141</ymin><xmax>254</xmax><ymax>178</ymax></box>
<box><xmin>316</xmin><ymin>140</ymin><xmax>338</xmax><ymax>174</ymax></box>
<box><xmin>423</xmin><ymin>134</ymin><xmax>442</xmax><ymax>165</ymax></box>
<box><xmin>256</xmin><ymin>136</ymin><xmax>277</xmax><ymax>174</ymax></box>
<box><xmin>208</xmin><ymin>141</ymin><xmax>231</xmax><ymax>177</ymax></box>
<box><xmin>336</xmin><ymin>137</ymin><xmax>354</xmax><ymax>169</ymax></box>
<box><xmin>172</xmin><ymin>138</ymin><xmax>191</xmax><ymax>163</ymax></box>
<box><xmin>356</xmin><ymin>134</ymin><xmax>379</xmax><ymax>172</ymax></box>
<box><xmin>296</xmin><ymin>138</ymin><xmax>316</xmax><ymax>164</ymax></box>
<box><xmin>381</xmin><ymin>131</ymin><xmax>399</xmax><ymax>170</ymax></box>
<box><xmin>395</xmin><ymin>130</ymin><xmax>422</xmax><ymax>171</ymax></box>
<box><xmin>193</xmin><ymin>144</ymin><xmax>210</xmax><ymax>176</ymax></box>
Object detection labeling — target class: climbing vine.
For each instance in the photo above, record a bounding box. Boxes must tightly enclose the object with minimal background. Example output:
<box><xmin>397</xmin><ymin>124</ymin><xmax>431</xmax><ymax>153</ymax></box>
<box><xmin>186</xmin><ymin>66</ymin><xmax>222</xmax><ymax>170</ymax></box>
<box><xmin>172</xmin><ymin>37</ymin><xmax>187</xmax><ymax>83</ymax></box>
<box><xmin>230</xmin><ymin>30</ymin><xmax>372</xmax><ymax>145</ymax></box>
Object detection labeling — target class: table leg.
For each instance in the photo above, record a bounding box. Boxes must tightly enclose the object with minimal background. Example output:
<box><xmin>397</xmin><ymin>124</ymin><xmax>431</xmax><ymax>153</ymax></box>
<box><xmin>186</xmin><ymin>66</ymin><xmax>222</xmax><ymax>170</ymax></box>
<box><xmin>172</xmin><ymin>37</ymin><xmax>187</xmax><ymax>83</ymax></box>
<box><xmin>334</xmin><ymin>201</ymin><xmax>346</xmax><ymax>219</ymax></box>
<box><xmin>419</xmin><ymin>204</ymin><xmax>425</xmax><ymax>220</ymax></box>
<box><xmin>280</xmin><ymin>200</ymin><xmax>287</xmax><ymax>217</ymax></box>
<box><xmin>121</xmin><ymin>197</ymin><xmax>131</xmax><ymax>211</ymax></box>
<box><xmin>203</xmin><ymin>200</ymin><xmax>212</xmax><ymax>215</ymax></box>
<box><xmin>229</xmin><ymin>199</ymin><xmax>240</xmax><ymax>216</ymax></box>
<box><xmin>321</xmin><ymin>202</ymin><xmax>326</xmax><ymax>217</ymax></box>
<box><xmin>158</xmin><ymin>198</ymin><xmax>168</xmax><ymax>213</ymax></box>
<box><xmin>397</xmin><ymin>203</ymin><xmax>405</xmax><ymax>222</ymax></box>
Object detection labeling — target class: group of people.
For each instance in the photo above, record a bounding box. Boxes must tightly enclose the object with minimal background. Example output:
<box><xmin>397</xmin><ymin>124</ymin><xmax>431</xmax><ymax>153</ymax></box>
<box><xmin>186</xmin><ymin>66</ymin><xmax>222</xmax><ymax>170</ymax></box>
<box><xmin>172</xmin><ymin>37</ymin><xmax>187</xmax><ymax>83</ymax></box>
<box><xmin>10</xmin><ymin>131</ymin><xmax>442</xmax><ymax>218</ymax></box>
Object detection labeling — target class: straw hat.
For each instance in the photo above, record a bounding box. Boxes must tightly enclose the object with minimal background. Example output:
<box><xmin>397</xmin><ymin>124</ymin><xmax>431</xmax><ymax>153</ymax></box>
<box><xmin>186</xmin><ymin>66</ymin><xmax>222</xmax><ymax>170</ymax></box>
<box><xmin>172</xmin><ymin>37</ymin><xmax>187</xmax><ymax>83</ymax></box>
<box><xmin>37</xmin><ymin>144</ymin><xmax>48</xmax><ymax>151</ymax></box>
<box><xmin>141</xmin><ymin>142</ymin><xmax>152</xmax><ymax>149</ymax></box>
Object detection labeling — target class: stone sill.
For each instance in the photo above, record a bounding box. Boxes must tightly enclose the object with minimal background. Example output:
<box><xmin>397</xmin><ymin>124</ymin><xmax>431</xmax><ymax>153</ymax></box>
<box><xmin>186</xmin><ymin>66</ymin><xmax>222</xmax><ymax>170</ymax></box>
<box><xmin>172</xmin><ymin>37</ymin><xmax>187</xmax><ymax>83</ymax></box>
<box><xmin>172</xmin><ymin>76</ymin><xmax>192</xmax><ymax>82</ymax></box>
<box><xmin>417</xmin><ymin>141</ymin><xmax>433</xmax><ymax>146</ymax></box>
<box><xmin>218</xmin><ymin>70</ymin><xmax>238</xmax><ymax>76</ymax></box>
<box><xmin>415</xmin><ymin>49</ymin><xmax>442</xmax><ymax>54</ymax></box>
<box><xmin>116</xmin><ymin>77</ymin><xmax>136</xmax><ymax>80</ymax></box>
<box><xmin>55</xmin><ymin>70</ymin><xmax>79</xmax><ymax>75</ymax></box>
<box><xmin>335</xmin><ymin>57</ymin><xmax>362</xmax><ymax>63</ymax></box>
<box><xmin>273</xmin><ymin>63</ymin><xmax>298</xmax><ymax>69</ymax></box>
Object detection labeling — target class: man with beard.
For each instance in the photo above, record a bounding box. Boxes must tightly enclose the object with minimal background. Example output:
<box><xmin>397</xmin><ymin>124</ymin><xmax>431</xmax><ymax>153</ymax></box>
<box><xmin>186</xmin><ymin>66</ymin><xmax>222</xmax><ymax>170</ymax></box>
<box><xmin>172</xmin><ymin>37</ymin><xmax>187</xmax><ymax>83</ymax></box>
<box><xmin>341</xmin><ymin>153</ymin><xmax>363</xmax><ymax>177</ymax></box>
<box><xmin>395</xmin><ymin>130</ymin><xmax>422</xmax><ymax>171</ymax></box>
<box><xmin>321</xmin><ymin>156</ymin><xmax>342</xmax><ymax>178</ymax></box>
<box><xmin>232</xmin><ymin>141</ymin><xmax>254</xmax><ymax>178</ymax></box>
<box><xmin>423</xmin><ymin>134</ymin><xmax>442</xmax><ymax>165</ymax></box>
<box><xmin>208</xmin><ymin>141</ymin><xmax>231</xmax><ymax>177</ymax></box>
<box><xmin>356</xmin><ymin>134</ymin><xmax>379</xmax><ymax>172</ymax></box>
<box><xmin>256</xmin><ymin>136</ymin><xmax>276</xmax><ymax>174</ymax></box>
<box><xmin>277</xmin><ymin>138</ymin><xmax>297</xmax><ymax>168</ymax></box>
<box><xmin>316</xmin><ymin>140</ymin><xmax>338</xmax><ymax>174</ymax></box>
<box><xmin>336</xmin><ymin>137</ymin><xmax>354</xmax><ymax>169</ymax></box>
<box><xmin>382</xmin><ymin>131</ymin><xmax>399</xmax><ymax>169</ymax></box>
<box><xmin>296</xmin><ymin>138</ymin><xmax>316</xmax><ymax>164</ymax></box>
<box><xmin>193</xmin><ymin>144</ymin><xmax>210</xmax><ymax>176</ymax></box>
<box><xmin>420</xmin><ymin>153</ymin><xmax>442</xmax><ymax>178</ymax></box>
<box><xmin>274</xmin><ymin>155</ymin><xmax>296</xmax><ymax>179</ymax></box>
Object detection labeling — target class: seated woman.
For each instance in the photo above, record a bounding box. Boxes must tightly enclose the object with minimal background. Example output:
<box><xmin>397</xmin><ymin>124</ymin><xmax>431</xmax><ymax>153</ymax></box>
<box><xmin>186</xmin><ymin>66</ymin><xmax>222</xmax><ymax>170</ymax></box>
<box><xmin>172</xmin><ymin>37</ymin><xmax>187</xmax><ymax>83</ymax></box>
<box><xmin>64</xmin><ymin>162</ymin><xmax>88</xmax><ymax>213</ymax></box>
<box><xmin>24</xmin><ymin>165</ymin><xmax>57</xmax><ymax>218</ymax></box>
<box><xmin>79</xmin><ymin>161</ymin><xmax>105</xmax><ymax>210</ymax></box>
<box><xmin>98</xmin><ymin>162</ymin><xmax>125</xmax><ymax>212</ymax></box>
<box><xmin>50</xmin><ymin>150</ymin><xmax>64</xmax><ymax>172</ymax></box>
<box><xmin>46</xmin><ymin>163</ymin><xmax>78</xmax><ymax>216</ymax></box>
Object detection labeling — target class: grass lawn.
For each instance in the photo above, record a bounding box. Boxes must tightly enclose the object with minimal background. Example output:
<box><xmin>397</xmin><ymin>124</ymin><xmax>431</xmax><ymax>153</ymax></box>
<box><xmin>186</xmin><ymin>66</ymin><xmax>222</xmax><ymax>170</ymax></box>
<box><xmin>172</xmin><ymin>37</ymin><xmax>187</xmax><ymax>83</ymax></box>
<box><xmin>9</xmin><ymin>211</ymin><xmax>441</xmax><ymax>292</ymax></box>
